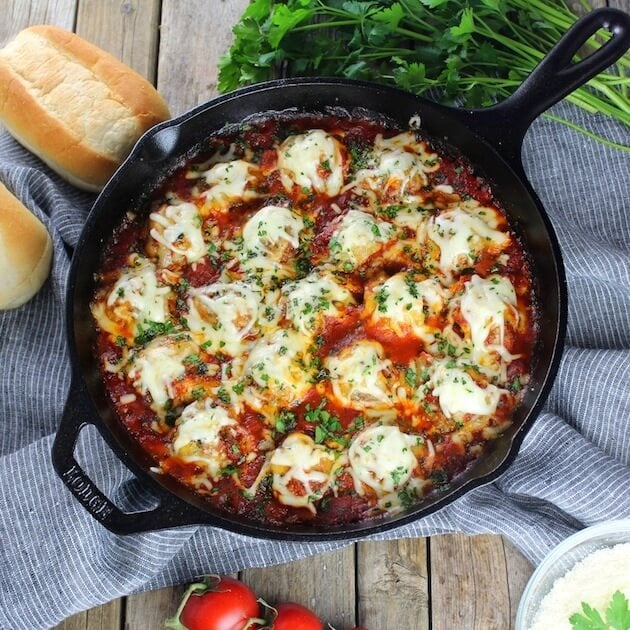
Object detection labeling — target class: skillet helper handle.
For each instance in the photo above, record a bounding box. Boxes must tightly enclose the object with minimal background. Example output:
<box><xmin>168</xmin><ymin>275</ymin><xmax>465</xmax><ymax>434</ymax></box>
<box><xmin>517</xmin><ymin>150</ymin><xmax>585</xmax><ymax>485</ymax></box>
<box><xmin>467</xmin><ymin>8</ymin><xmax>630</xmax><ymax>166</ymax></box>
<box><xmin>52</xmin><ymin>379</ymin><xmax>202</xmax><ymax>534</ymax></box>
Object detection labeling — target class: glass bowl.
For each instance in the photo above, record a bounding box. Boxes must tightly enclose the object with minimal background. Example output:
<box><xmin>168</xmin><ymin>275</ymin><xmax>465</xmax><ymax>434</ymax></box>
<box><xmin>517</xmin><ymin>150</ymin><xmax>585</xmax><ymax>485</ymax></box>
<box><xmin>515</xmin><ymin>519</ymin><xmax>630</xmax><ymax>630</ymax></box>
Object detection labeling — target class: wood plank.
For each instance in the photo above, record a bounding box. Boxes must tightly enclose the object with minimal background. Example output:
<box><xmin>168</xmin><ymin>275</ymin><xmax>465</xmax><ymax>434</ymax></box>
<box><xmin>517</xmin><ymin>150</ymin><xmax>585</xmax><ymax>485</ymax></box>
<box><xmin>608</xmin><ymin>0</ymin><xmax>630</xmax><ymax>11</ymax></box>
<box><xmin>503</xmin><ymin>537</ymin><xmax>534</xmax><ymax>629</ymax></box>
<box><xmin>126</xmin><ymin>584</ymin><xmax>188</xmax><ymax>630</ymax></box>
<box><xmin>54</xmin><ymin>600</ymin><xmax>122</xmax><ymax>630</ymax></box>
<box><xmin>430</xmin><ymin>534</ymin><xmax>511</xmax><ymax>630</ymax></box>
<box><xmin>357</xmin><ymin>539</ymin><xmax>429</xmax><ymax>630</ymax></box>
<box><xmin>0</xmin><ymin>0</ymin><xmax>76</xmax><ymax>46</ymax></box>
<box><xmin>75</xmin><ymin>0</ymin><xmax>161</xmax><ymax>82</ymax></box>
<box><xmin>156</xmin><ymin>0</ymin><xmax>250</xmax><ymax>116</ymax></box>
<box><xmin>241</xmin><ymin>547</ymin><xmax>356</xmax><ymax>629</ymax></box>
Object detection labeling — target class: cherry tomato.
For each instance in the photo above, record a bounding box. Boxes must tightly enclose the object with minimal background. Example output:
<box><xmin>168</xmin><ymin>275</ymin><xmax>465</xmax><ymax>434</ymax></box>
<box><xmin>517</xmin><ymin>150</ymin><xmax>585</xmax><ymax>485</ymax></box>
<box><xmin>271</xmin><ymin>602</ymin><xmax>323</xmax><ymax>630</ymax></box>
<box><xmin>166</xmin><ymin>576</ymin><xmax>261</xmax><ymax>630</ymax></box>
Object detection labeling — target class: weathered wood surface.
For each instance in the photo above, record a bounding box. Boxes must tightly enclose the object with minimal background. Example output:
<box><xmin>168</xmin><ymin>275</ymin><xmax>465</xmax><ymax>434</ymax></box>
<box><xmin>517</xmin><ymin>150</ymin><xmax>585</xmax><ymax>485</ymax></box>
<box><xmin>75</xmin><ymin>0</ymin><xmax>161</xmax><ymax>82</ymax></box>
<box><xmin>10</xmin><ymin>0</ymin><xmax>611</xmax><ymax>627</ymax></box>
<box><xmin>357</xmin><ymin>539</ymin><xmax>430</xmax><ymax>630</ymax></box>
<box><xmin>157</xmin><ymin>0</ymin><xmax>251</xmax><ymax>115</ymax></box>
<box><xmin>242</xmin><ymin>547</ymin><xmax>356</xmax><ymax>629</ymax></box>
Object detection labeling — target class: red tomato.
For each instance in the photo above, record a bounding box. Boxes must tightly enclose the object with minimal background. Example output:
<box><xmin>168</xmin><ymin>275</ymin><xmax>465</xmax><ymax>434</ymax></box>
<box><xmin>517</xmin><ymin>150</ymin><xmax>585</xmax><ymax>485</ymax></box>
<box><xmin>166</xmin><ymin>576</ymin><xmax>261</xmax><ymax>630</ymax></box>
<box><xmin>271</xmin><ymin>602</ymin><xmax>323</xmax><ymax>630</ymax></box>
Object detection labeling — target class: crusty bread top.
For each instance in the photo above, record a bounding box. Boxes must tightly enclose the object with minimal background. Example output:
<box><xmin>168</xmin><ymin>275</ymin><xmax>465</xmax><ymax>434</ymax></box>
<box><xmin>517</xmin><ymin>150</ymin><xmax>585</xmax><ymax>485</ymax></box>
<box><xmin>0</xmin><ymin>25</ymin><xmax>171</xmax><ymax>191</ymax></box>
<box><xmin>0</xmin><ymin>181</ymin><xmax>53</xmax><ymax>309</ymax></box>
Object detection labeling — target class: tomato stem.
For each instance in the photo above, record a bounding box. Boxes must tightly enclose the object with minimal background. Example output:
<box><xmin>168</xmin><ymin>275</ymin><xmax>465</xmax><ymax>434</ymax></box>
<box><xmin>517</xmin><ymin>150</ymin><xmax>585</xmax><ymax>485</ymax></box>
<box><xmin>164</xmin><ymin>575</ymin><xmax>221</xmax><ymax>630</ymax></box>
<box><xmin>255</xmin><ymin>598</ymin><xmax>278</xmax><ymax>628</ymax></box>
<box><xmin>243</xmin><ymin>617</ymin><xmax>268</xmax><ymax>629</ymax></box>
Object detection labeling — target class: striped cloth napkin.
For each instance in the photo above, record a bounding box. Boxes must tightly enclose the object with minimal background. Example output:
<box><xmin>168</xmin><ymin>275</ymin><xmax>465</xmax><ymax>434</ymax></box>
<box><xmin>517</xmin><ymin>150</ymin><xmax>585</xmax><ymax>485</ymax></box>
<box><xmin>0</xmin><ymin>102</ymin><xmax>628</xmax><ymax>629</ymax></box>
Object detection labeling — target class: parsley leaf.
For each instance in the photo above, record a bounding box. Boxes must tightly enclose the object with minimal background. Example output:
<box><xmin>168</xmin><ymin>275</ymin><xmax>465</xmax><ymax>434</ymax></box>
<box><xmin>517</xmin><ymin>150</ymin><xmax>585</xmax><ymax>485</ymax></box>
<box><xmin>134</xmin><ymin>320</ymin><xmax>177</xmax><ymax>345</ymax></box>
<box><xmin>606</xmin><ymin>591</ymin><xmax>630</xmax><ymax>630</ymax></box>
<box><xmin>569</xmin><ymin>591</ymin><xmax>630</xmax><ymax>630</ymax></box>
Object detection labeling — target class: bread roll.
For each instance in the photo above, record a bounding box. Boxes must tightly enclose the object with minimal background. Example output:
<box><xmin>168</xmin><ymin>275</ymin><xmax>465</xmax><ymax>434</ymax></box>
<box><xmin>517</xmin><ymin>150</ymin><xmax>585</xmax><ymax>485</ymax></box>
<box><xmin>0</xmin><ymin>181</ymin><xmax>53</xmax><ymax>309</ymax></box>
<box><xmin>0</xmin><ymin>25</ymin><xmax>171</xmax><ymax>192</ymax></box>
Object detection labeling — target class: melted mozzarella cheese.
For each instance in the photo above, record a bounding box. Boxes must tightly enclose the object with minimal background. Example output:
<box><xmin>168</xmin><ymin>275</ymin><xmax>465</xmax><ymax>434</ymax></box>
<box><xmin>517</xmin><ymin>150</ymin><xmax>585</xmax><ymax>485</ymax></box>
<box><xmin>422</xmin><ymin>206</ymin><xmax>509</xmax><ymax>278</ymax></box>
<box><xmin>351</xmin><ymin>132</ymin><xmax>439</xmax><ymax>202</ymax></box>
<box><xmin>459</xmin><ymin>274</ymin><xmax>520</xmax><ymax>375</ymax></box>
<box><xmin>389</xmin><ymin>204</ymin><xmax>431</xmax><ymax>232</ymax></box>
<box><xmin>426</xmin><ymin>360</ymin><xmax>506</xmax><ymax>418</ymax></box>
<box><xmin>186</xmin><ymin>282</ymin><xmax>262</xmax><ymax>356</ymax></box>
<box><xmin>199</xmin><ymin>160</ymin><xmax>259</xmax><ymax>209</ymax></box>
<box><xmin>244</xmin><ymin>329</ymin><xmax>313</xmax><ymax>408</ymax></box>
<box><xmin>270</xmin><ymin>432</ymin><xmax>336</xmax><ymax>512</ymax></box>
<box><xmin>92</xmin><ymin>255</ymin><xmax>170</xmax><ymax>337</ymax></box>
<box><xmin>238</xmin><ymin>205</ymin><xmax>304</xmax><ymax>281</ymax></box>
<box><xmin>329</xmin><ymin>210</ymin><xmax>394</xmax><ymax>270</ymax></box>
<box><xmin>172</xmin><ymin>399</ymin><xmax>236</xmax><ymax>478</ymax></box>
<box><xmin>326</xmin><ymin>340</ymin><xmax>393</xmax><ymax>409</ymax></box>
<box><xmin>282</xmin><ymin>271</ymin><xmax>355</xmax><ymax>335</ymax></box>
<box><xmin>150</xmin><ymin>202</ymin><xmax>206</xmax><ymax>264</ymax></box>
<box><xmin>242</xmin><ymin>205</ymin><xmax>304</xmax><ymax>255</ymax></box>
<box><xmin>367</xmin><ymin>273</ymin><xmax>446</xmax><ymax>343</ymax></box>
<box><xmin>348</xmin><ymin>424</ymin><xmax>418</xmax><ymax>496</ymax></box>
<box><xmin>127</xmin><ymin>335</ymin><xmax>196</xmax><ymax>408</ymax></box>
<box><xmin>277</xmin><ymin>130</ymin><xmax>345</xmax><ymax>196</ymax></box>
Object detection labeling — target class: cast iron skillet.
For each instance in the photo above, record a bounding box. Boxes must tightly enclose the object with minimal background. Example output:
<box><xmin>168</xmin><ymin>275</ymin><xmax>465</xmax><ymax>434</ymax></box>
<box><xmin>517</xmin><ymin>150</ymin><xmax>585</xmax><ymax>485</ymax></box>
<box><xmin>52</xmin><ymin>8</ymin><xmax>630</xmax><ymax>538</ymax></box>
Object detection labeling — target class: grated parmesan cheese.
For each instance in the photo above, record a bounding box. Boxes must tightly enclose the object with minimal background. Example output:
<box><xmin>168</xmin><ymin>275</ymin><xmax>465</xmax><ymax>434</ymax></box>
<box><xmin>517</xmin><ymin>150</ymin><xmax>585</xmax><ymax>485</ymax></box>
<box><xmin>528</xmin><ymin>543</ymin><xmax>630</xmax><ymax>630</ymax></box>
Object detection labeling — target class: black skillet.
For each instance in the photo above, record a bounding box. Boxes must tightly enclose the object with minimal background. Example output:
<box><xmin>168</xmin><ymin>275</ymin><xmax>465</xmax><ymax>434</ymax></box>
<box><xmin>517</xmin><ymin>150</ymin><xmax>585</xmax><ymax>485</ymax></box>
<box><xmin>52</xmin><ymin>8</ymin><xmax>630</xmax><ymax>538</ymax></box>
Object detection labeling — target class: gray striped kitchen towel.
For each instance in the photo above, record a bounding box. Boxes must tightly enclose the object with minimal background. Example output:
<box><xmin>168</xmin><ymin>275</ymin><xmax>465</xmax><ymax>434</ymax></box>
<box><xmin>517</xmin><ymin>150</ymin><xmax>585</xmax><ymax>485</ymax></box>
<box><xmin>0</xmin><ymin>101</ymin><xmax>628</xmax><ymax>629</ymax></box>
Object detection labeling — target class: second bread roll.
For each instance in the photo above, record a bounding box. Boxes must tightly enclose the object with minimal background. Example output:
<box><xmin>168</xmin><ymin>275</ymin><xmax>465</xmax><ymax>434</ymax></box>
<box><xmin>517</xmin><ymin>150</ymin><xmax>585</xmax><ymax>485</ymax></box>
<box><xmin>0</xmin><ymin>25</ymin><xmax>171</xmax><ymax>192</ymax></box>
<box><xmin>0</xmin><ymin>181</ymin><xmax>53</xmax><ymax>310</ymax></box>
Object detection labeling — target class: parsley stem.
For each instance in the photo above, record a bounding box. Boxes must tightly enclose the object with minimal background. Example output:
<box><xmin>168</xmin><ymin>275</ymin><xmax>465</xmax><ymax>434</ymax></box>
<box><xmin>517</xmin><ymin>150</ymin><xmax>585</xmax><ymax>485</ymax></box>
<box><xmin>389</xmin><ymin>25</ymin><xmax>435</xmax><ymax>43</ymax></box>
<box><xmin>290</xmin><ymin>19</ymin><xmax>362</xmax><ymax>32</ymax></box>
<box><xmin>543</xmin><ymin>112</ymin><xmax>630</xmax><ymax>151</ymax></box>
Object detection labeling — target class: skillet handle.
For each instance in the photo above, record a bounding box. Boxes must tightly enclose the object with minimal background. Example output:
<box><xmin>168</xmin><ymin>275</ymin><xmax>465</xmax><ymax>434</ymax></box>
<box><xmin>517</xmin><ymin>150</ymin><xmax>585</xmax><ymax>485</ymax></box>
<box><xmin>52</xmin><ymin>378</ymin><xmax>205</xmax><ymax>534</ymax></box>
<box><xmin>461</xmin><ymin>8</ymin><xmax>630</xmax><ymax>167</ymax></box>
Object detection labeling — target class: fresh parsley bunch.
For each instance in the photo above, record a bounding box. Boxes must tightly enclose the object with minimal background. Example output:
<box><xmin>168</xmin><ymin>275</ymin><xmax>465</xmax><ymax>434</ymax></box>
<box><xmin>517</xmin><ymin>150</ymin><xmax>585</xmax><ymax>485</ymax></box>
<box><xmin>570</xmin><ymin>591</ymin><xmax>630</xmax><ymax>630</ymax></box>
<box><xmin>219</xmin><ymin>0</ymin><xmax>630</xmax><ymax>151</ymax></box>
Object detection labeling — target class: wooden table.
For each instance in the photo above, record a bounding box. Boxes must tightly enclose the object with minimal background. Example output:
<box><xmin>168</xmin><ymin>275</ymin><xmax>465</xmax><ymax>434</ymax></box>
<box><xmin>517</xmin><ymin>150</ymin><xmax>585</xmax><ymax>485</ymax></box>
<box><xmin>2</xmin><ymin>0</ymin><xmax>625</xmax><ymax>628</ymax></box>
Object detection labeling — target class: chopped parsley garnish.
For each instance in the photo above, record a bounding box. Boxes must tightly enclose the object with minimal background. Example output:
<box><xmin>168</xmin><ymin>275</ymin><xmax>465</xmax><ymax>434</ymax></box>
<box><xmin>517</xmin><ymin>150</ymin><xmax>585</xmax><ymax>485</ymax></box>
<box><xmin>134</xmin><ymin>320</ymin><xmax>177</xmax><ymax>345</ymax></box>
<box><xmin>391</xmin><ymin>466</ymin><xmax>407</xmax><ymax>486</ymax></box>
<box><xmin>429</xmin><ymin>469</ymin><xmax>449</xmax><ymax>491</ymax></box>
<box><xmin>175</xmin><ymin>278</ymin><xmax>190</xmax><ymax>294</ymax></box>
<box><xmin>305</xmin><ymin>401</ymin><xmax>346</xmax><ymax>445</ymax></box>
<box><xmin>220</xmin><ymin>464</ymin><xmax>238</xmax><ymax>477</ymax></box>
<box><xmin>375</xmin><ymin>287</ymin><xmax>389</xmax><ymax>313</ymax></box>
<box><xmin>347</xmin><ymin>141</ymin><xmax>371</xmax><ymax>172</ymax></box>
<box><xmin>404</xmin><ymin>274</ymin><xmax>419</xmax><ymax>298</ymax></box>
<box><xmin>398</xmin><ymin>486</ymin><xmax>419</xmax><ymax>509</ymax></box>
<box><xmin>405</xmin><ymin>368</ymin><xmax>416</xmax><ymax>387</ymax></box>
<box><xmin>164</xmin><ymin>399</ymin><xmax>179</xmax><ymax>427</ymax></box>
<box><xmin>191</xmin><ymin>387</ymin><xmax>206</xmax><ymax>400</ymax></box>
<box><xmin>232</xmin><ymin>382</ymin><xmax>245</xmax><ymax>395</ymax></box>
<box><xmin>378</xmin><ymin>205</ymin><xmax>402</xmax><ymax>220</ymax></box>
<box><xmin>216</xmin><ymin>386</ymin><xmax>231</xmax><ymax>404</ymax></box>
<box><xmin>183</xmin><ymin>353</ymin><xmax>208</xmax><ymax>375</ymax></box>
<box><xmin>275</xmin><ymin>410</ymin><xmax>297</xmax><ymax>434</ymax></box>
